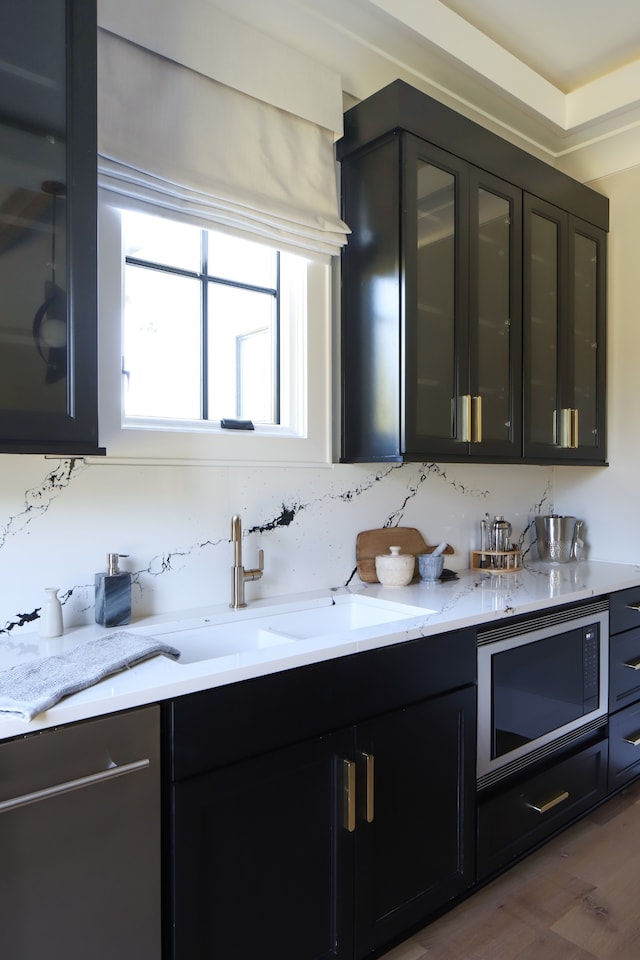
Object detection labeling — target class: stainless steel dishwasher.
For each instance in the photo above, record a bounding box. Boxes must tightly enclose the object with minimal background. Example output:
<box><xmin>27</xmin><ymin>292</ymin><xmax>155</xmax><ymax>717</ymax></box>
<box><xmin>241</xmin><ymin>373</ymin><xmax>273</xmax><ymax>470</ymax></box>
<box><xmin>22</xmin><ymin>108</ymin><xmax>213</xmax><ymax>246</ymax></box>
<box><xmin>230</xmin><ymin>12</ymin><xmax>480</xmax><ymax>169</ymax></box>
<box><xmin>0</xmin><ymin>705</ymin><xmax>161</xmax><ymax>960</ymax></box>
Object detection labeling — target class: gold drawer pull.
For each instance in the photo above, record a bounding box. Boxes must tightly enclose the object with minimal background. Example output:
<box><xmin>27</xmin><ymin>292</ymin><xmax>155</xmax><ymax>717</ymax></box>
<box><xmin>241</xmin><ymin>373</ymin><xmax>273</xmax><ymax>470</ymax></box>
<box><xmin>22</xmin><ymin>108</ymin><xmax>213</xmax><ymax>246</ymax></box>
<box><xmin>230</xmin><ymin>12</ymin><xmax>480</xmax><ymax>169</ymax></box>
<box><xmin>625</xmin><ymin>603</ymin><xmax>640</xmax><ymax>614</ymax></box>
<box><xmin>623</xmin><ymin>656</ymin><xmax>640</xmax><ymax>671</ymax></box>
<box><xmin>526</xmin><ymin>790</ymin><xmax>569</xmax><ymax>815</ymax></box>
<box><xmin>342</xmin><ymin>759</ymin><xmax>356</xmax><ymax>833</ymax></box>
<box><xmin>623</xmin><ymin>732</ymin><xmax>640</xmax><ymax>747</ymax></box>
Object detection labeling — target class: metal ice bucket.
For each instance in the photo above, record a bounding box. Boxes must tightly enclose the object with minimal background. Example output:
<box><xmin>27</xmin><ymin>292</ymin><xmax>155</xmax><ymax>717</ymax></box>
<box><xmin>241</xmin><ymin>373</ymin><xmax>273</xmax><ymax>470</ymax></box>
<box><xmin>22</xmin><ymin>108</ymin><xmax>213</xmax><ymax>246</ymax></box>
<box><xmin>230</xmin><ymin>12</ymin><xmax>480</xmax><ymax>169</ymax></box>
<box><xmin>534</xmin><ymin>515</ymin><xmax>583</xmax><ymax>563</ymax></box>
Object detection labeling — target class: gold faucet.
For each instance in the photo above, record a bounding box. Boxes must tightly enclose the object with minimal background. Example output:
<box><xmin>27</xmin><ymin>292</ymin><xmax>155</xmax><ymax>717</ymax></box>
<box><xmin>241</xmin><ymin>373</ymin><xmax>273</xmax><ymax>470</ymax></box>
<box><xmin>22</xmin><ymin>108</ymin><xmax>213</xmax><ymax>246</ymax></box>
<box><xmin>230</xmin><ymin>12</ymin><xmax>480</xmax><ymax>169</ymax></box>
<box><xmin>230</xmin><ymin>514</ymin><xmax>264</xmax><ymax>608</ymax></box>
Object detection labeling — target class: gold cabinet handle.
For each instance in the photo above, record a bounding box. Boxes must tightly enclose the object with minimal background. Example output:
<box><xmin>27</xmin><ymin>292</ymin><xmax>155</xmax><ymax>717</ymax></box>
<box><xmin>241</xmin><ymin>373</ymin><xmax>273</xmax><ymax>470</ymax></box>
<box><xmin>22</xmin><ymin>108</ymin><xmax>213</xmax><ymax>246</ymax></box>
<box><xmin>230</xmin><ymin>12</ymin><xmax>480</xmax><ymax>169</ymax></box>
<box><xmin>558</xmin><ymin>408</ymin><xmax>572</xmax><ymax>448</ymax></box>
<box><xmin>623</xmin><ymin>732</ymin><xmax>640</xmax><ymax>747</ymax></box>
<box><xmin>570</xmin><ymin>407</ymin><xmax>579</xmax><ymax>448</ymax></box>
<box><xmin>525</xmin><ymin>790</ymin><xmax>569</xmax><ymax>815</ymax></box>
<box><xmin>360</xmin><ymin>752</ymin><xmax>375</xmax><ymax>823</ymax></box>
<box><xmin>459</xmin><ymin>395</ymin><xmax>472</xmax><ymax>443</ymax></box>
<box><xmin>623</xmin><ymin>655</ymin><xmax>640</xmax><ymax>671</ymax></box>
<box><xmin>342</xmin><ymin>759</ymin><xmax>356</xmax><ymax>833</ymax></box>
<box><xmin>471</xmin><ymin>395</ymin><xmax>483</xmax><ymax>443</ymax></box>
<box><xmin>625</xmin><ymin>603</ymin><xmax>640</xmax><ymax>614</ymax></box>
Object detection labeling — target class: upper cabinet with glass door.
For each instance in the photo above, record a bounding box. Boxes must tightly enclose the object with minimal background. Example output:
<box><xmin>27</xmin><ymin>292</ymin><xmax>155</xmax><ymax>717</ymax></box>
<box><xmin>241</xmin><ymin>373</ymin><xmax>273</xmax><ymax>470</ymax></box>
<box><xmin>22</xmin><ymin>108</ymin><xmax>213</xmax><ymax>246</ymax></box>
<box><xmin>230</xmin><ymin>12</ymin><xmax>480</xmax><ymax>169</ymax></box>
<box><xmin>523</xmin><ymin>195</ymin><xmax>606</xmax><ymax>463</ymax></box>
<box><xmin>0</xmin><ymin>0</ymin><xmax>99</xmax><ymax>454</ymax></box>
<box><xmin>403</xmin><ymin>137</ymin><xmax>521</xmax><ymax>460</ymax></box>
<box><xmin>338</xmin><ymin>80</ymin><xmax>608</xmax><ymax>465</ymax></box>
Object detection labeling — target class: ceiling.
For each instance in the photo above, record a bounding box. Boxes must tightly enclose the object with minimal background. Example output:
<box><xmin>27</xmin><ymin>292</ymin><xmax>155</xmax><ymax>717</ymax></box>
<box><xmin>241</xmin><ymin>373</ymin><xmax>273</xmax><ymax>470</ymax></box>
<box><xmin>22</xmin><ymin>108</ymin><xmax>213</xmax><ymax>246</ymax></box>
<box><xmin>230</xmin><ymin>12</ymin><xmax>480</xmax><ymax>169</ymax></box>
<box><xmin>208</xmin><ymin>0</ymin><xmax>640</xmax><ymax>179</ymax></box>
<box><xmin>437</xmin><ymin>0</ymin><xmax>640</xmax><ymax>93</ymax></box>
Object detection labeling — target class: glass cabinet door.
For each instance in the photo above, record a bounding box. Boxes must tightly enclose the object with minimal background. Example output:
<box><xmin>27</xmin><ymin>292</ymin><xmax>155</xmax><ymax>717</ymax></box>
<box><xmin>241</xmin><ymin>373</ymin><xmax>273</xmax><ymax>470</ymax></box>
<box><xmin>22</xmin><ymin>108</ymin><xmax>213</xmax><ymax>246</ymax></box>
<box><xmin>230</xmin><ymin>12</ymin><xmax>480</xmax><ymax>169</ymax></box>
<box><xmin>469</xmin><ymin>171</ymin><xmax>522</xmax><ymax>458</ymax></box>
<box><xmin>523</xmin><ymin>197</ymin><xmax>562</xmax><ymax>454</ymax></box>
<box><xmin>570</xmin><ymin>218</ymin><xmax>606</xmax><ymax>458</ymax></box>
<box><xmin>523</xmin><ymin>195</ymin><xmax>606</xmax><ymax>462</ymax></box>
<box><xmin>0</xmin><ymin>0</ymin><xmax>98</xmax><ymax>453</ymax></box>
<box><xmin>404</xmin><ymin>137</ymin><xmax>469</xmax><ymax>457</ymax></box>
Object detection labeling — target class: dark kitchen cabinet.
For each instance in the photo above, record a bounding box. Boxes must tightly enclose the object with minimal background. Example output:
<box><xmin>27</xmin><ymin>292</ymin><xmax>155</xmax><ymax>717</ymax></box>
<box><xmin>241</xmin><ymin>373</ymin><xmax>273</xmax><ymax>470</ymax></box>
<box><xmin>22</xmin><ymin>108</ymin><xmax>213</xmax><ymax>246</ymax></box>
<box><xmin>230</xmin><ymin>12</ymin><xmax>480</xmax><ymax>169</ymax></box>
<box><xmin>477</xmin><ymin>735</ymin><xmax>608</xmax><ymax>881</ymax></box>
<box><xmin>165</xmin><ymin>626</ymin><xmax>476</xmax><ymax>960</ymax></box>
<box><xmin>523</xmin><ymin>196</ymin><xmax>607</xmax><ymax>462</ymax></box>
<box><xmin>0</xmin><ymin>0</ymin><xmax>100</xmax><ymax>454</ymax></box>
<box><xmin>337</xmin><ymin>79</ymin><xmax>608</xmax><ymax>465</ymax></box>
<box><xmin>608</xmin><ymin>587</ymin><xmax>640</xmax><ymax>790</ymax></box>
<box><xmin>170</xmin><ymin>730</ymin><xmax>354</xmax><ymax>960</ymax></box>
<box><xmin>354</xmin><ymin>687</ymin><xmax>475</xmax><ymax>957</ymax></box>
<box><xmin>340</xmin><ymin>132</ymin><xmax>521</xmax><ymax>462</ymax></box>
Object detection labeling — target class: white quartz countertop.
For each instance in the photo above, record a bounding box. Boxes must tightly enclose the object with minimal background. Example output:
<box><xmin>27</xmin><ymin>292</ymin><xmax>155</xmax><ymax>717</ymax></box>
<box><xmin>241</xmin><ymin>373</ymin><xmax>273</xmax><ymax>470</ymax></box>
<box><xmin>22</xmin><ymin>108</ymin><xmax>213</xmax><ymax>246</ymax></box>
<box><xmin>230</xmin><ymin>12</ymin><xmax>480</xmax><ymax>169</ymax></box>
<box><xmin>1</xmin><ymin>559</ymin><xmax>639</xmax><ymax>742</ymax></box>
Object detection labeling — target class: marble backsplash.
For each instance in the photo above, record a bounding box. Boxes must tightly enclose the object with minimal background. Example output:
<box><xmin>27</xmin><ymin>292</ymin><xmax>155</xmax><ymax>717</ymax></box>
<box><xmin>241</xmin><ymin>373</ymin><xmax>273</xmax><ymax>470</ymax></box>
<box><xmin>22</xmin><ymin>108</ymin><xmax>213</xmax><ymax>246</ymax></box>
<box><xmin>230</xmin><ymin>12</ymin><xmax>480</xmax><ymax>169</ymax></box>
<box><xmin>0</xmin><ymin>456</ymin><xmax>559</xmax><ymax>638</ymax></box>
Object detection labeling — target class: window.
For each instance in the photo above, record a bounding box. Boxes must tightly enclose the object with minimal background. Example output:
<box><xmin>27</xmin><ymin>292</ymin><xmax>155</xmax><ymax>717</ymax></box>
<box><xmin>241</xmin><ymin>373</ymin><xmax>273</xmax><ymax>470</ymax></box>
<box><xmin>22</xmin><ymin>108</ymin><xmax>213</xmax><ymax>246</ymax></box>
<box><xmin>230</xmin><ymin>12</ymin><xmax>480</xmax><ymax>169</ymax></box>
<box><xmin>98</xmin><ymin>200</ymin><xmax>333</xmax><ymax>465</ymax></box>
<box><xmin>122</xmin><ymin>210</ymin><xmax>297</xmax><ymax>425</ymax></box>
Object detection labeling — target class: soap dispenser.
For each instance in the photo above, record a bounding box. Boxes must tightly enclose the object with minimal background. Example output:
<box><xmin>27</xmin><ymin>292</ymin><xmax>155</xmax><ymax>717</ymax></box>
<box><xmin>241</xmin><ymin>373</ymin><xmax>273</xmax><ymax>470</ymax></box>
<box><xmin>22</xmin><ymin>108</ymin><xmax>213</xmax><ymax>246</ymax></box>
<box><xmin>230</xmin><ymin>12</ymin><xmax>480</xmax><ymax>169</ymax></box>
<box><xmin>95</xmin><ymin>553</ymin><xmax>131</xmax><ymax>627</ymax></box>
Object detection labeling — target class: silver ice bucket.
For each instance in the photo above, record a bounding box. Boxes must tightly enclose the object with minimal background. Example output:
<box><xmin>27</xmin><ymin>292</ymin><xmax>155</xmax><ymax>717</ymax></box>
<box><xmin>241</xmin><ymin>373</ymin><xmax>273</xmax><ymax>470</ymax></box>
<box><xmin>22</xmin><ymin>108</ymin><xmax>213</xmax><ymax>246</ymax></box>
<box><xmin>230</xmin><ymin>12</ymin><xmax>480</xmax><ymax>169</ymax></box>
<box><xmin>534</xmin><ymin>515</ymin><xmax>583</xmax><ymax>563</ymax></box>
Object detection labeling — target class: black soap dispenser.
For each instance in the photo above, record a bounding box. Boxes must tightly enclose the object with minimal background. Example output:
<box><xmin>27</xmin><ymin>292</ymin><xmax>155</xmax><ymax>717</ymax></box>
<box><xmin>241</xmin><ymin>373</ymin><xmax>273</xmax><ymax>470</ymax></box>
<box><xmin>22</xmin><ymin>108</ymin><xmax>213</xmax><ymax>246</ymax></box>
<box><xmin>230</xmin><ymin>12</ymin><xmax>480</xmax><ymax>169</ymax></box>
<box><xmin>95</xmin><ymin>553</ymin><xmax>131</xmax><ymax>627</ymax></box>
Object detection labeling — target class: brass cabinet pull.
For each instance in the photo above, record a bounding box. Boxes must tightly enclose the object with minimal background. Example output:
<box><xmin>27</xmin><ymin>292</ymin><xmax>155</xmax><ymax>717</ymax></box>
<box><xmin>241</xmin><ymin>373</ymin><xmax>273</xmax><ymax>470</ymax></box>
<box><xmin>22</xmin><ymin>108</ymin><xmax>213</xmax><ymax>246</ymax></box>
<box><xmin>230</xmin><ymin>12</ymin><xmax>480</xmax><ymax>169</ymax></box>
<box><xmin>471</xmin><ymin>395</ymin><xmax>483</xmax><ymax>443</ymax></box>
<box><xmin>625</xmin><ymin>603</ymin><xmax>640</xmax><ymax>614</ymax></box>
<box><xmin>459</xmin><ymin>395</ymin><xmax>472</xmax><ymax>443</ymax></box>
<box><xmin>360</xmin><ymin>752</ymin><xmax>375</xmax><ymax>823</ymax></box>
<box><xmin>623</xmin><ymin>732</ymin><xmax>640</xmax><ymax>747</ymax></box>
<box><xmin>342</xmin><ymin>759</ymin><xmax>356</xmax><ymax>833</ymax></box>
<box><xmin>558</xmin><ymin>408</ymin><xmax>571</xmax><ymax>448</ymax></box>
<box><xmin>570</xmin><ymin>408</ymin><xmax>579</xmax><ymax>448</ymax></box>
<box><xmin>623</xmin><ymin>655</ymin><xmax>640</xmax><ymax>671</ymax></box>
<box><xmin>525</xmin><ymin>790</ymin><xmax>569</xmax><ymax>815</ymax></box>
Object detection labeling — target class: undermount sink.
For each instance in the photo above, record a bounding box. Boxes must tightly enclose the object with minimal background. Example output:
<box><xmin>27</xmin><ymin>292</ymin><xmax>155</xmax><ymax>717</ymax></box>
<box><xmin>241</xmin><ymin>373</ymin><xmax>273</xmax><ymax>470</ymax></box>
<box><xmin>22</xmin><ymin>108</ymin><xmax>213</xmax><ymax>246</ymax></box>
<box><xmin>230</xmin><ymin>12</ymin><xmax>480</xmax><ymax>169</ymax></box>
<box><xmin>149</xmin><ymin>594</ymin><xmax>432</xmax><ymax>665</ymax></box>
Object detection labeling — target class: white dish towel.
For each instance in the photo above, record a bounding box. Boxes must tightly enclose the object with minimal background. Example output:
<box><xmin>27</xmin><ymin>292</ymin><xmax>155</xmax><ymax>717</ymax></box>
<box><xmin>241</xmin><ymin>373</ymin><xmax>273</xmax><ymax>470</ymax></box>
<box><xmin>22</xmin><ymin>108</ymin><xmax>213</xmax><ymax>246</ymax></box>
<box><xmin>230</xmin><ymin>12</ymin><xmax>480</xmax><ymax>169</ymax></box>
<box><xmin>0</xmin><ymin>632</ymin><xmax>180</xmax><ymax>722</ymax></box>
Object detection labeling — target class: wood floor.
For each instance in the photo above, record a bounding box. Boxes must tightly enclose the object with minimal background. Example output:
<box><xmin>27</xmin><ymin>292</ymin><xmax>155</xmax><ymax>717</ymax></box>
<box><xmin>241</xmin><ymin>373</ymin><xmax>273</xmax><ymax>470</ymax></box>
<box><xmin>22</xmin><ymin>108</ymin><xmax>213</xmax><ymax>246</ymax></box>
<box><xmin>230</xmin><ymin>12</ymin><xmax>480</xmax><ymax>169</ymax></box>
<box><xmin>379</xmin><ymin>779</ymin><xmax>640</xmax><ymax>960</ymax></box>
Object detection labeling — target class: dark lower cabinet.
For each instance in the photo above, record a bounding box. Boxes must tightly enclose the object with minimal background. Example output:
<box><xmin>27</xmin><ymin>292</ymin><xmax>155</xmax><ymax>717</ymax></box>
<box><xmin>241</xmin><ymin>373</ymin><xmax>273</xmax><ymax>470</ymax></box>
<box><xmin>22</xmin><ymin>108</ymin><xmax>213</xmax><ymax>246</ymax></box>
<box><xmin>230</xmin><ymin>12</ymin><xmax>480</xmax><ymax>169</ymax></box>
<box><xmin>609</xmin><ymin>703</ymin><xmax>640</xmax><ymax>792</ymax></box>
<box><xmin>476</xmin><ymin>736</ymin><xmax>608</xmax><ymax>881</ymax></box>
<box><xmin>170</xmin><ymin>729</ymin><xmax>353</xmax><ymax>960</ymax></box>
<box><xmin>608</xmin><ymin>588</ymin><xmax>640</xmax><ymax>791</ymax></box>
<box><xmin>166</xmin><ymin>655</ymin><xmax>476</xmax><ymax>960</ymax></box>
<box><xmin>354</xmin><ymin>688</ymin><xmax>476</xmax><ymax>957</ymax></box>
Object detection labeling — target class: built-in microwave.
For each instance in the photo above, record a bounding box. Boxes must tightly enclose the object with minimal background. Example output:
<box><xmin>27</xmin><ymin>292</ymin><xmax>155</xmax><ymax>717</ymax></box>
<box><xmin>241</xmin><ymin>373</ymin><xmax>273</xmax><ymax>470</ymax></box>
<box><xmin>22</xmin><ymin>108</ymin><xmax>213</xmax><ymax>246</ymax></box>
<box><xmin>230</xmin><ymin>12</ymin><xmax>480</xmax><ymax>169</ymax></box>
<box><xmin>477</xmin><ymin>601</ymin><xmax>609</xmax><ymax>790</ymax></box>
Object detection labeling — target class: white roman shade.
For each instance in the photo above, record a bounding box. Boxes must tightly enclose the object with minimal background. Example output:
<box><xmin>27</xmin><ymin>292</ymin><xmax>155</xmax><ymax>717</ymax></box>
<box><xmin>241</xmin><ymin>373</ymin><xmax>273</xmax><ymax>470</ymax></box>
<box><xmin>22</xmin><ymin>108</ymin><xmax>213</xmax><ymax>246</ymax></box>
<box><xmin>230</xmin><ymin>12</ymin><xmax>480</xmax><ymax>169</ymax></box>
<box><xmin>97</xmin><ymin>28</ymin><xmax>350</xmax><ymax>257</ymax></box>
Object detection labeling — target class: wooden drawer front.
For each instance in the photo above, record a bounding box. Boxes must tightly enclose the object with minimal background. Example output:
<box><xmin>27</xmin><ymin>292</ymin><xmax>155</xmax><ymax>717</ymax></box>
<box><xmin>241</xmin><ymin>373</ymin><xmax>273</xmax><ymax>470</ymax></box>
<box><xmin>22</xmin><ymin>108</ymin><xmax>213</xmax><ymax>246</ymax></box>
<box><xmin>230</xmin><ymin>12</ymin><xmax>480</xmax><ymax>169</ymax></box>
<box><xmin>477</xmin><ymin>739</ymin><xmax>608</xmax><ymax>881</ymax></box>
<box><xmin>609</xmin><ymin>587</ymin><xmax>640</xmax><ymax>635</ymax></box>
<box><xmin>610</xmin><ymin>628</ymin><xmax>640</xmax><ymax>711</ymax></box>
<box><xmin>609</xmin><ymin>702</ymin><xmax>640</xmax><ymax>792</ymax></box>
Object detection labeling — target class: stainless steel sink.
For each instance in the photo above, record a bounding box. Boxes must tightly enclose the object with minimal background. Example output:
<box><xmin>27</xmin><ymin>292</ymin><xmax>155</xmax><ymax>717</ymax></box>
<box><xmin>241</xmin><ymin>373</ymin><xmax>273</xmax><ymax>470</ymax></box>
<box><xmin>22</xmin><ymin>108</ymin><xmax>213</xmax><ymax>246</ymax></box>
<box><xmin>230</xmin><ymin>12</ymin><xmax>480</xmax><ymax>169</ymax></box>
<box><xmin>146</xmin><ymin>594</ymin><xmax>432</xmax><ymax>665</ymax></box>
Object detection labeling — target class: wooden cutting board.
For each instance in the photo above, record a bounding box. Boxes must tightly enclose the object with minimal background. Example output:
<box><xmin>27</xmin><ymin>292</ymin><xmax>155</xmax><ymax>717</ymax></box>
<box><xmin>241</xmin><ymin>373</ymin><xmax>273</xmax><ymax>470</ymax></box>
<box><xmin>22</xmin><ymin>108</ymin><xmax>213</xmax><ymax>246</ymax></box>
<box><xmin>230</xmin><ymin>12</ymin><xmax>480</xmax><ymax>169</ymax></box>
<box><xmin>356</xmin><ymin>527</ymin><xmax>454</xmax><ymax>583</ymax></box>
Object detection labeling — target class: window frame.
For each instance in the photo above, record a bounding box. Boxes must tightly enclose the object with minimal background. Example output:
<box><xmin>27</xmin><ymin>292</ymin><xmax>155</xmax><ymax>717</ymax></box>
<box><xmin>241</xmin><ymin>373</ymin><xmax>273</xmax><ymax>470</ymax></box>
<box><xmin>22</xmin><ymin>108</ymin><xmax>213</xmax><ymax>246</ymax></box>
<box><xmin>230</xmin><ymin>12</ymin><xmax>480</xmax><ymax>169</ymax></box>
<box><xmin>97</xmin><ymin>198</ymin><xmax>332</xmax><ymax>465</ymax></box>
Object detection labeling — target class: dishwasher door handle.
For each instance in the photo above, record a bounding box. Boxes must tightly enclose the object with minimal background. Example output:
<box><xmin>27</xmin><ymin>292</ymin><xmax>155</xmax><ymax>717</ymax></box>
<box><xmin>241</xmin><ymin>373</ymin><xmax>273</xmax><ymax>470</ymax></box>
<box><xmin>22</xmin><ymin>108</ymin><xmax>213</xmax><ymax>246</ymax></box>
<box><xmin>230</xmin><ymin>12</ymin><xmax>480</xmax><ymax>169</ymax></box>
<box><xmin>0</xmin><ymin>758</ymin><xmax>150</xmax><ymax>814</ymax></box>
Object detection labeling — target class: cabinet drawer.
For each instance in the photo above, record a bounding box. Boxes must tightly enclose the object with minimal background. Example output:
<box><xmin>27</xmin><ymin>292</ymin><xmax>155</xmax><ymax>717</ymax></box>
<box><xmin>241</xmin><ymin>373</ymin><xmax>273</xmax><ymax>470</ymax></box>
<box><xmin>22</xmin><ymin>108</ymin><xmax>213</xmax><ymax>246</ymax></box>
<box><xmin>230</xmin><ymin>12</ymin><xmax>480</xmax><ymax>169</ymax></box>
<box><xmin>609</xmin><ymin>587</ymin><xmax>640</xmax><ymax>635</ymax></box>
<box><xmin>609</xmin><ymin>702</ymin><xmax>640</xmax><ymax>793</ymax></box>
<box><xmin>610</xmin><ymin>628</ymin><xmax>640</xmax><ymax>711</ymax></box>
<box><xmin>477</xmin><ymin>738</ymin><xmax>607</xmax><ymax>881</ymax></box>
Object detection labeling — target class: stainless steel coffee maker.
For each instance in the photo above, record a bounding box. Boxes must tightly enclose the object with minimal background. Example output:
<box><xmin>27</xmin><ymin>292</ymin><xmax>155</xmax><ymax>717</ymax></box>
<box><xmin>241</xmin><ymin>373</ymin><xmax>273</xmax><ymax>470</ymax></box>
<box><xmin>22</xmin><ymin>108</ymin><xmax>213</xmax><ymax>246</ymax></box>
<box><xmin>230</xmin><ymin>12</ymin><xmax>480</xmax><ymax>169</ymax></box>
<box><xmin>534</xmin><ymin>515</ymin><xmax>584</xmax><ymax>563</ymax></box>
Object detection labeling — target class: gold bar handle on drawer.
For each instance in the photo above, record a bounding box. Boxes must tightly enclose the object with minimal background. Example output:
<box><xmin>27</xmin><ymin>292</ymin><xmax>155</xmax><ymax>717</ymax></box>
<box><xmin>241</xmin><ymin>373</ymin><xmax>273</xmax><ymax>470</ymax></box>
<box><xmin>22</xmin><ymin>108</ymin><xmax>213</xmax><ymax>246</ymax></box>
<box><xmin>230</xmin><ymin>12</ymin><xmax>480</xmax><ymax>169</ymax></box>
<box><xmin>360</xmin><ymin>752</ymin><xmax>375</xmax><ymax>823</ymax></box>
<box><xmin>623</xmin><ymin>731</ymin><xmax>640</xmax><ymax>747</ymax></box>
<box><xmin>459</xmin><ymin>395</ymin><xmax>472</xmax><ymax>443</ymax></box>
<box><xmin>625</xmin><ymin>603</ymin><xmax>640</xmax><ymax>614</ymax></box>
<box><xmin>624</xmin><ymin>655</ymin><xmax>640</xmax><ymax>671</ymax></box>
<box><xmin>526</xmin><ymin>790</ymin><xmax>569</xmax><ymax>815</ymax></box>
<box><xmin>471</xmin><ymin>395</ymin><xmax>483</xmax><ymax>443</ymax></box>
<box><xmin>342</xmin><ymin>759</ymin><xmax>356</xmax><ymax>833</ymax></box>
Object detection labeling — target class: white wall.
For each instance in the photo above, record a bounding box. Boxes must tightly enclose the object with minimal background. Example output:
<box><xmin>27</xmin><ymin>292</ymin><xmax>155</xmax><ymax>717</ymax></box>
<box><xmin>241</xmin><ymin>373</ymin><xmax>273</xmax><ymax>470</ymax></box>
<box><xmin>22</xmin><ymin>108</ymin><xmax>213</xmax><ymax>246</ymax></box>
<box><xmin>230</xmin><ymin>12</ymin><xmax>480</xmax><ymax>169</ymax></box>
<box><xmin>0</xmin><ymin>456</ymin><xmax>554</xmax><ymax>634</ymax></box>
<box><xmin>554</xmin><ymin>164</ymin><xmax>640</xmax><ymax>561</ymax></box>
